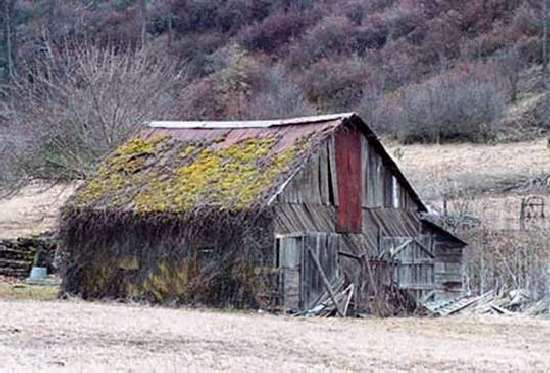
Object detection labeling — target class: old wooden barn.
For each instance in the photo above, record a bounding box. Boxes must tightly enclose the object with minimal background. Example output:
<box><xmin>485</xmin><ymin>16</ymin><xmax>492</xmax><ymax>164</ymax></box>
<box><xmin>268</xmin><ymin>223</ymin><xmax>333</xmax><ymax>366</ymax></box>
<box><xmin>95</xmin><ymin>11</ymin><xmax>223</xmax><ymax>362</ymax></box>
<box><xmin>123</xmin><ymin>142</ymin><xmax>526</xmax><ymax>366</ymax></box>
<box><xmin>60</xmin><ymin>113</ymin><xmax>466</xmax><ymax>313</ymax></box>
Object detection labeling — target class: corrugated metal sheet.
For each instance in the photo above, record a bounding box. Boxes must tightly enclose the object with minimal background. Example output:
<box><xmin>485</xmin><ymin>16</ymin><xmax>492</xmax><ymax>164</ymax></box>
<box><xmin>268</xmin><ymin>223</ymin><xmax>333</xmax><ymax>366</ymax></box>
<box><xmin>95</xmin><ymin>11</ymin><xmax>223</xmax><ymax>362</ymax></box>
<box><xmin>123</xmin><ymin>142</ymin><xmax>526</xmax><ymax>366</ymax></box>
<box><xmin>148</xmin><ymin>113</ymin><xmax>355</xmax><ymax>129</ymax></box>
<box><xmin>145</xmin><ymin>120</ymin><xmax>340</xmax><ymax>153</ymax></box>
<box><xmin>335</xmin><ymin>128</ymin><xmax>363</xmax><ymax>233</ymax></box>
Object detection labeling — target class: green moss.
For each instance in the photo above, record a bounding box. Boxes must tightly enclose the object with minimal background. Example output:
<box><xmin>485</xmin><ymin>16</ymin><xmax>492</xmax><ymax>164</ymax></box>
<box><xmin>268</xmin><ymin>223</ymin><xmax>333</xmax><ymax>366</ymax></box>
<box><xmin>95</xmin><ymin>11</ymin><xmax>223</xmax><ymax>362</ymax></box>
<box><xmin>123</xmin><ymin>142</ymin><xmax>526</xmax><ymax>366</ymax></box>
<box><xmin>179</xmin><ymin>144</ymin><xmax>198</xmax><ymax>158</ymax></box>
<box><xmin>80</xmin><ymin>258</ymin><xmax>118</xmax><ymax>296</ymax></box>
<box><xmin>135</xmin><ymin>136</ymin><xmax>296</xmax><ymax>212</ymax></box>
<box><xmin>139</xmin><ymin>259</ymin><xmax>190</xmax><ymax>302</ymax></box>
<box><xmin>116</xmin><ymin>134</ymin><xmax>166</xmax><ymax>156</ymax></box>
<box><xmin>74</xmin><ymin>133</ymin><xmax>300</xmax><ymax>212</ymax></box>
<box><xmin>119</xmin><ymin>256</ymin><xmax>140</xmax><ymax>270</ymax></box>
<box><xmin>74</xmin><ymin>134</ymin><xmax>169</xmax><ymax>206</ymax></box>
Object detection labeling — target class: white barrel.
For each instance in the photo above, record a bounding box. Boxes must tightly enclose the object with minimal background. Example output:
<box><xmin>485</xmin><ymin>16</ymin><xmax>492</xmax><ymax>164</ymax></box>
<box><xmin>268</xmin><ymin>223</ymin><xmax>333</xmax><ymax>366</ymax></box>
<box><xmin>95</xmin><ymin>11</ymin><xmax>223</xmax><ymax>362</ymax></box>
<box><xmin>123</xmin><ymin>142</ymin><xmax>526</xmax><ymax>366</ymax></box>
<box><xmin>29</xmin><ymin>267</ymin><xmax>47</xmax><ymax>281</ymax></box>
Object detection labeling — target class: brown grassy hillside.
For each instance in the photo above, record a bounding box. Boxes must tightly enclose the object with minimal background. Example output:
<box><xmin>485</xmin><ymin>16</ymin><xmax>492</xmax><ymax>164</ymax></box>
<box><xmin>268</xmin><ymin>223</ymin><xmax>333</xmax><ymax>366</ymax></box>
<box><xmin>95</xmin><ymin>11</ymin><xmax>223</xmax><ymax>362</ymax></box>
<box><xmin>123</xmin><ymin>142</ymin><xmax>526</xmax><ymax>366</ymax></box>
<box><xmin>0</xmin><ymin>184</ymin><xmax>75</xmax><ymax>239</ymax></box>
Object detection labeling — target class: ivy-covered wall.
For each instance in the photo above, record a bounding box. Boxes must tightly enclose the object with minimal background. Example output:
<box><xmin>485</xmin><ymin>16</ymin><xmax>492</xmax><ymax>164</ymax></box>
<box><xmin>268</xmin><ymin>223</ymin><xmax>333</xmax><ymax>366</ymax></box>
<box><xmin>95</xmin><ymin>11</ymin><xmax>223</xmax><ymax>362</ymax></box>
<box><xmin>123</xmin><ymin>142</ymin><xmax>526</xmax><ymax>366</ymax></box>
<box><xmin>60</xmin><ymin>211</ymin><xmax>277</xmax><ymax>308</ymax></box>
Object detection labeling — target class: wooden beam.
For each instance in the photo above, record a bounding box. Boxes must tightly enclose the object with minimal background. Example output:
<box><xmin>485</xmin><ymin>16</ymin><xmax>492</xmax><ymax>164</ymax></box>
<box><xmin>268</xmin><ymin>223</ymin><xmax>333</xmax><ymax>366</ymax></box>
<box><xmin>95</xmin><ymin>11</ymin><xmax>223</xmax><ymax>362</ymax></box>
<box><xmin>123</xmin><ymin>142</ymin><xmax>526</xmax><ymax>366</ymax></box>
<box><xmin>338</xmin><ymin>250</ymin><xmax>367</xmax><ymax>260</ymax></box>
<box><xmin>414</xmin><ymin>238</ymin><xmax>435</xmax><ymax>258</ymax></box>
<box><xmin>343</xmin><ymin>284</ymin><xmax>354</xmax><ymax>316</ymax></box>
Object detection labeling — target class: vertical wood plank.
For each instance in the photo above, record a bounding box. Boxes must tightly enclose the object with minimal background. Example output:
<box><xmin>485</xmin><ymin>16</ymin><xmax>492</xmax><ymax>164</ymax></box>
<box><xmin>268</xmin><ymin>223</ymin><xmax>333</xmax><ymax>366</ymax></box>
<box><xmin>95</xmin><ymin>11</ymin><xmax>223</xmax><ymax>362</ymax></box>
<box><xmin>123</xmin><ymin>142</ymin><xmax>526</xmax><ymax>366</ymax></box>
<box><xmin>319</xmin><ymin>144</ymin><xmax>330</xmax><ymax>205</ymax></box>
<box><xmin>328</xmin><ymin>135</ymin><xmax>339</xmax><ymax>207</ymax></box>
<box><xmin>362</xmin><ymin>136</ymin><xmax>369</xmax><ymax>207</ymax></box>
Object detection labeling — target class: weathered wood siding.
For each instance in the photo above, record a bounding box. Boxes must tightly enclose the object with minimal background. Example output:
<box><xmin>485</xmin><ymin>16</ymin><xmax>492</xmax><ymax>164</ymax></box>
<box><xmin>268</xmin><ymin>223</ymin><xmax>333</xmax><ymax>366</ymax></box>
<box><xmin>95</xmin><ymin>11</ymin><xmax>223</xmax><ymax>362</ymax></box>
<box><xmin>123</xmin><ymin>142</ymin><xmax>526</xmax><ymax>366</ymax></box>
<box><xmin>273</xmin><ymin>123</ymin><xmax>463</xmax><ymax>308</ymax></box>
<box><xmin>380</xmin><ymin>235</ymin><xmax>435</xmax><ymax>300</ymax></box>
<box><xmin>428</xmin><ymin>228</ymin><xmax>464</xmax><ymax>300</ymax></box>
<box><xmin>276</xmin><ymin>236</ymin><xmax>302</xmax><ymax>310</ymax></box>
<box><xmin>276</xmin><ymin>131</ymin><xmax>419</xmax><ymax>211</ymax></box>
<box><xmin>275</xmin><ymin>233</ymin><xmax>339</xmax><ymax>311</ymax></box>
<box><xmin>273</xmin><ymin>205</ymin><xmax>420</xmax><ymax>253</ymax></box>
<box><xmin>276</xmin><ymin>137</ymin><xmax>337</xmax><ymax>206</ymax></box>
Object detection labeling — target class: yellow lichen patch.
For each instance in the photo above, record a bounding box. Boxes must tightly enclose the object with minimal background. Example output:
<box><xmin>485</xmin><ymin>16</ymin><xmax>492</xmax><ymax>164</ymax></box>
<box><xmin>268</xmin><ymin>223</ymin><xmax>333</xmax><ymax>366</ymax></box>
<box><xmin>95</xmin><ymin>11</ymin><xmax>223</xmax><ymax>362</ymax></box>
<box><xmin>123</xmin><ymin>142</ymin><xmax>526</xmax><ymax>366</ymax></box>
<box><xmin>134</xmin><ymin>136</ymin><xmax>296</xmax><ymax>212</ymax></box>
<box><xmin>73</xmin><ymin>134</ymin><xmax>169</xmax><ymax>206</ymax></box>
<box><xmin>73</xmin><ymin>132</ymin><xmax>301</xmax><ymax>212</ymax></box>
<box><xmin>119</xmin><ymin>256</ymin><xmax>140</xmax><ymax>271</ymax></box>
<box><xmin>179</xmin><ymin>144</ymin><xmax>198</xmax><ymax>158</ymax></box>
<box><xmin>116</xmin><ymin>134</ymin><xmax>167</xmax><ymax>156</ymax></box>
<box><xmin>80</xmin><ymin>259</ymin><xmax>118</xmax><ymax>296</ymax></box>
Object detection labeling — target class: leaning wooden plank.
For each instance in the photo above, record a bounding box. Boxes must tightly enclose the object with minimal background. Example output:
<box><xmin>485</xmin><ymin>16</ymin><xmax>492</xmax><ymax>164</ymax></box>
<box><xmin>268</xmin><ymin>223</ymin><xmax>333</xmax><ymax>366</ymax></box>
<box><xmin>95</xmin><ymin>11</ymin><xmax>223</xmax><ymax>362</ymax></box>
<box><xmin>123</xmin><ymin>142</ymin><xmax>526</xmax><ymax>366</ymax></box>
<box><xmin>413</xmin><ymin>238</ymin><xmax>435</xmax><ymax>258</ymax></box>
<box><xmin>308</xmin><ymin>247</ymin><xmax>344</xmax><ymax>317</ymax></box>
<box><xmin>311</xmin><ymin>277</ymin><xmax>346</xmax><ymax>308</ymax></box>
<box><xmin>389</xmin><ymin>239</ymin><xmax>414</xmax><ymax>259</ymax></box>
<box><xmin>328</xmin><ymin>135</ymin><xmax>339</xmax><ymax>206</ymax></box>
<box><xmin>420</xmin><ymin>290</ymin><xmax>436</xmax><ymax>304</ymax></box>
<box><xmin>446</xmin><ymin>296</ymin><xmax>484</xmax><ymax>315</ymax></box>
<box><xmin>338</xmin><ymin>250</ymin><xmax>364</xmax><ymax>260</ymax></box>
<box><xmin>490</xmin><ymin>304</ymin><xmax>514</xmax><ymax>315</ymax></box>
<box><xmin>343</xmin><ymin>284</ymin><xmax>355</xmax><ymax>316</ymax></box>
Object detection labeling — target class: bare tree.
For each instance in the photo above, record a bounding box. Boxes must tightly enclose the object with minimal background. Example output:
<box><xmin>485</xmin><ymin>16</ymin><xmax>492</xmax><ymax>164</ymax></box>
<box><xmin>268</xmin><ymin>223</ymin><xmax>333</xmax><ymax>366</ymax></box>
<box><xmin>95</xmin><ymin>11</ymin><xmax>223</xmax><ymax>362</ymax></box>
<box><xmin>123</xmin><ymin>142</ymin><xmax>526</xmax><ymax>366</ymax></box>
<box><xmin>139</xmin><ymin>0</ymin><xmax>147</xmax><ymax>47</ymax></box>
<box><xmin>0</xmin><ymin>41</ymin><xmax>187</xmax><ymax>184</ymax></box>
<box><xmin>2</xmin><ymin>0</ymin><xmax>17</xmax><ymax>78</ymax></box>
<box><xmin>544</xmin><ymin>0</ymin><xmax>549</xmax><ymax>81</ymax></box>
<box><xmin>497</xmin><ymin>47</ymin><xmax>524</xmax><ymax>102</ymax></box>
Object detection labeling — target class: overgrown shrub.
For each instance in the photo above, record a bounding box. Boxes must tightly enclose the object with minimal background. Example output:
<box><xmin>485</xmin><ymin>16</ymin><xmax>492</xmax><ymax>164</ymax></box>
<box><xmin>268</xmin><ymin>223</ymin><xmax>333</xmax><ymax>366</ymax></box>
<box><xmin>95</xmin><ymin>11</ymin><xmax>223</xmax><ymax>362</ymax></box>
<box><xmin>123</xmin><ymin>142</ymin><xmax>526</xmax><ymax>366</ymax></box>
<box><xmin>400</xmin><ymin>75</ymin><xmax>505</xmax><ymax>143</ymax></box>
<box><xmin>360</xmin><ymin>66</ymin><xmax>506</xmax><ymax>143</ymax></box>
<box><xmin>287</xmin><ymin>16</ymin><xmax>356</xmax><ymax>68</ymax></box>
<box><xmin>299</xmin><ymin>57</ymin><xmax>371</xmax><ymax>111</ymax></box>
<box><xmin>246</xmin><ymin>65</ymin><xmax>316</xmax><ymax>119</ymax></box>
<box><xmin>463</xmin><ymin>227</ymin><xmax>550</xmax><ymax>299</ymax></box>
<box><xmin>239</xmin><ymin>10</ymin><xmax>309</xmax><ymax>53</ymax></box>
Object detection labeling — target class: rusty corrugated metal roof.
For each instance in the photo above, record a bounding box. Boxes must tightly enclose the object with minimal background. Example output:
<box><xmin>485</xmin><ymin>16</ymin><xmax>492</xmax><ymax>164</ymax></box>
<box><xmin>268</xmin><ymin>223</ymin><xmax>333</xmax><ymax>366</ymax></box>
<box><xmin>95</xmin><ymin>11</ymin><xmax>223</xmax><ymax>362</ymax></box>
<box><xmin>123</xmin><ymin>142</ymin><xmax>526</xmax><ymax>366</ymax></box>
<box><xmin>148</xmin><ymin>113</ymin><xmax>355</xmax><ymax>129</ymax></box>
<box><xmin>69</xmin><ymin>113</ymin><xmax>428</xmax><ymax>214</ymax></box>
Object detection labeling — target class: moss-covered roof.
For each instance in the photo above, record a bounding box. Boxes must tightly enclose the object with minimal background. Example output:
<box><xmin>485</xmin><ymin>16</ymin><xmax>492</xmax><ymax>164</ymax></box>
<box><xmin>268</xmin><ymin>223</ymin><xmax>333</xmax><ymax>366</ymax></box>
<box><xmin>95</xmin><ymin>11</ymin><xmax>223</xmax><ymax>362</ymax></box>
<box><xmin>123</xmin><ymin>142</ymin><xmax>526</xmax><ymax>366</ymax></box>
<box><xmin>68</xmin><ymin>117</ymin><xmax>343</xmax><ymax>214</ymax></box>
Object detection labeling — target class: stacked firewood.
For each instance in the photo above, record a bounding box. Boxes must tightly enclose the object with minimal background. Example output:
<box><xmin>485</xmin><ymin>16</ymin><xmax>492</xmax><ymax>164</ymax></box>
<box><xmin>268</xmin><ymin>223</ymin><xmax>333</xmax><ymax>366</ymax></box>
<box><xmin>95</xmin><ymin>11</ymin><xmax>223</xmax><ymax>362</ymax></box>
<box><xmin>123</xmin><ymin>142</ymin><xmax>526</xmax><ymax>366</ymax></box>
<box><xmin>0</xmin><ymin>233</ymin><xmax>57</xmax><ymax>278</ymax></box>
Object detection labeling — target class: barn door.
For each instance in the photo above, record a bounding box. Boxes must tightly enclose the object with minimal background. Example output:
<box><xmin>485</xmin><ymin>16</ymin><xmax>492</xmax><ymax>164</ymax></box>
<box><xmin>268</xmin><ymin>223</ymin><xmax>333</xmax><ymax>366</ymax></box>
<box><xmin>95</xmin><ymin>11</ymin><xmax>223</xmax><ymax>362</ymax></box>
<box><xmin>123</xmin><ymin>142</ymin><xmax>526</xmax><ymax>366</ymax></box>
<box><xmin>380</xmin><ymin>235</ymin><xmax>434</xmax><ymax>300</ymax></box>
<box><xmin>276</xmin><ymin>233</ymin><xmax>339</xmax><ymax>311</ymax></box>
<box><xmin>276</xmin><ymin>236</ymin><xmax>302</xmax><ymax>311</ymax></box>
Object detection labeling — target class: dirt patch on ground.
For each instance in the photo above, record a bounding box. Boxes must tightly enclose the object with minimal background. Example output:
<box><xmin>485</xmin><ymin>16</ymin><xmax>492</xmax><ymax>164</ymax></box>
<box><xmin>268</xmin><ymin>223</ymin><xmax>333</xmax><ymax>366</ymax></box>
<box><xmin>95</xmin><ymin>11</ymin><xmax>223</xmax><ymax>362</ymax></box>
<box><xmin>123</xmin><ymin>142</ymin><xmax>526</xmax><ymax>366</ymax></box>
<box><xmin>0</xmin><ymin>184</ymin><xmax>76</xmax><ymax>239</ymax></box>
<box><xmin>0</xmin><ymin>299</ymin><xmax>548</xmax><ymax>372</ymax></box>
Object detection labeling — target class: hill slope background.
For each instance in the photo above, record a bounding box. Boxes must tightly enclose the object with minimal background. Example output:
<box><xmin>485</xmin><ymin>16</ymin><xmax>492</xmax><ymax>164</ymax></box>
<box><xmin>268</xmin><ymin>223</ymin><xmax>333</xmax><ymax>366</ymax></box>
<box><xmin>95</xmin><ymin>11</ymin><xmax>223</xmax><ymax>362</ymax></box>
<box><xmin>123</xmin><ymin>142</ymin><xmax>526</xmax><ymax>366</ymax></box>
<box><xmin>0</xmin><ymin>0</ymin><xmax>547</xmax><ymax>182</ymax></box>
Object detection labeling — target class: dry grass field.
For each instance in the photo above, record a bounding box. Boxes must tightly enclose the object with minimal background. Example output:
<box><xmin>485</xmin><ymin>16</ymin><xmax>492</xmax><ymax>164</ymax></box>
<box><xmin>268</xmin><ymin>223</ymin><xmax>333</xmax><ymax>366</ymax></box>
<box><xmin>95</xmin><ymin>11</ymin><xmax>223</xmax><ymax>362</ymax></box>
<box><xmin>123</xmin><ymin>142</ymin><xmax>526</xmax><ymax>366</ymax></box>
<box><xmin>389</xmin><ymin>139</ymin><xmax>550</xmax><ymax>200</ymax></box>
<box><xmin>0</xmin><ymin>183</ymin><xmax>76</xmax><ymax>239</ymax></box>
<box><xmin>0</xmin><ymin>298</ymin><xmax>549</xmax><ymax>372</ymax></box>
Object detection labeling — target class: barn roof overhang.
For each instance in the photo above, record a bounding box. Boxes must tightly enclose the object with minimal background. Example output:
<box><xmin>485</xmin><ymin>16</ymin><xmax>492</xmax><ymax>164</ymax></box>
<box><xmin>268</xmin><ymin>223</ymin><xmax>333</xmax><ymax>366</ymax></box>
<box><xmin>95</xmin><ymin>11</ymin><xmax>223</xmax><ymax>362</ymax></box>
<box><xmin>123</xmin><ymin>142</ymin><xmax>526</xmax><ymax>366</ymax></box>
<box><xmin>421</xmin><ymin>217</ymin><xmax>468</xmax><ymax>247</ymax></box>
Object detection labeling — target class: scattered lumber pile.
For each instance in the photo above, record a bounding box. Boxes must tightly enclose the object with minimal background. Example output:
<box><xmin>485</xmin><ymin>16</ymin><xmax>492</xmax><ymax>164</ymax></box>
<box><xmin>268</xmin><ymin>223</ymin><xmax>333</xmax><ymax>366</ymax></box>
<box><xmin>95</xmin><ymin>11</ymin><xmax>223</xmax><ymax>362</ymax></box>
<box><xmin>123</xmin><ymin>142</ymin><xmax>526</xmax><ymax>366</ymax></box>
<box><xmin>293</xmin><ymin>278</ymin><xmax>354</xmax><ymax>317</ymax></box>
<box><xmin>293</xmin><ymin>278</ymin><xmax>418</xmax><ymax>317</ymax></box>
<box><xmin>424</xmin><ymin>289</ymin><xmax>550</xmax><ymax>317</ymax></box>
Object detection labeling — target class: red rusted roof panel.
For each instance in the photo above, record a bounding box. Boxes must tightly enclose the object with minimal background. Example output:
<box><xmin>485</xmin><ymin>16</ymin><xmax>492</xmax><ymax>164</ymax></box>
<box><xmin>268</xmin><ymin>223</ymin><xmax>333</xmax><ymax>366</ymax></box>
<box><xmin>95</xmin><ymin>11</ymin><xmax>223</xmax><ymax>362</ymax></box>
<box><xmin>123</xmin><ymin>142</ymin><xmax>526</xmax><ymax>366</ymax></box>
<box><xmin>143</xmin><ymin>120</ymin><xmax>340</xmax><ymax>153</ymax></box>
<box><xmin>335</xmin><ymin>127</ymin><xmax>363</xmax><ymax>233</ymax></box>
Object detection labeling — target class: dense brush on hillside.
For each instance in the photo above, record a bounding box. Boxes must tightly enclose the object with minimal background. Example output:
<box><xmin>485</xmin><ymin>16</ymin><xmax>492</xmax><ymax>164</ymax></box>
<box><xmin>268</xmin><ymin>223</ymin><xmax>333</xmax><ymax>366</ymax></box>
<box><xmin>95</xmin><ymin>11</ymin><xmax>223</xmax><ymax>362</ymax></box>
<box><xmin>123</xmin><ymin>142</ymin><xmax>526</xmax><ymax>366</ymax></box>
<box><xmin>0</xmin><ymin>0</ymin><xmax>547</xmax><ymax>184</ymax></box>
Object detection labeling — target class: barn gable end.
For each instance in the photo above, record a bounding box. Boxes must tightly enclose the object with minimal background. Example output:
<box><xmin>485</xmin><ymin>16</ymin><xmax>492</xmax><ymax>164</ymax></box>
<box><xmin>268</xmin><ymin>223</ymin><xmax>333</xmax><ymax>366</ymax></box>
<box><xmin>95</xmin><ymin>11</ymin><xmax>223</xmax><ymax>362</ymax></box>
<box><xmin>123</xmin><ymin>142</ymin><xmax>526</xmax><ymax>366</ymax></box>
<box><xmin>271</xmin><ymin>116</ymin><xmax>465</xmax><ymax>310</ymax></box>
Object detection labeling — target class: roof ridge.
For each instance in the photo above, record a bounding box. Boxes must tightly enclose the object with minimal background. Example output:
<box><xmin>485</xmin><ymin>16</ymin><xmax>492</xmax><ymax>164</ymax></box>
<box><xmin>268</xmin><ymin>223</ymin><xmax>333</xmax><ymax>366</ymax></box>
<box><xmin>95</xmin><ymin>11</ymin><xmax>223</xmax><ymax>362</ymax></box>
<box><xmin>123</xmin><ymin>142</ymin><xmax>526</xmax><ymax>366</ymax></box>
<box><xmin>148</xmin><ymin>113</ymin><xmax>356</xmax><ymax>129</ymax></box>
